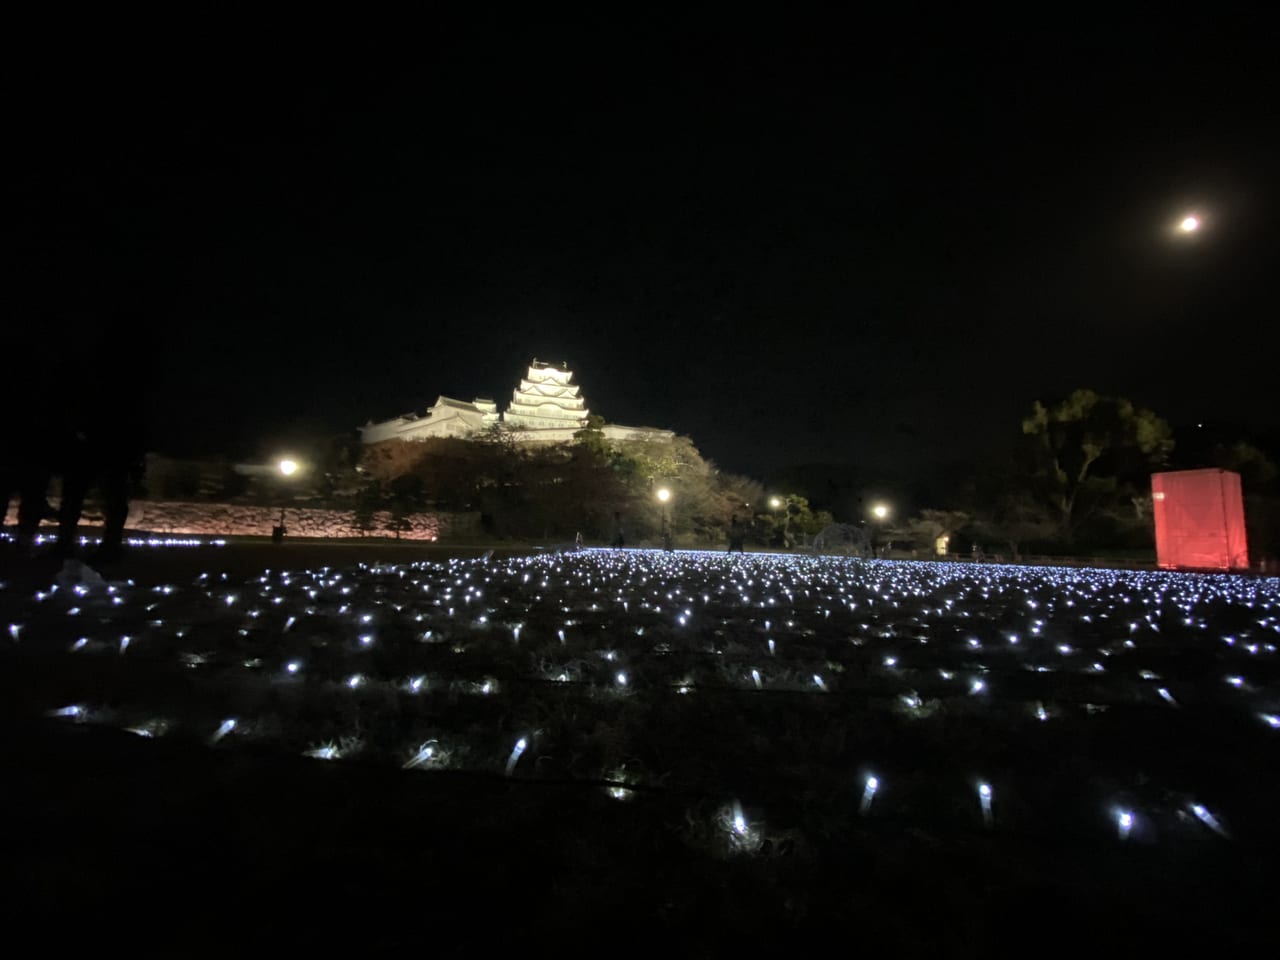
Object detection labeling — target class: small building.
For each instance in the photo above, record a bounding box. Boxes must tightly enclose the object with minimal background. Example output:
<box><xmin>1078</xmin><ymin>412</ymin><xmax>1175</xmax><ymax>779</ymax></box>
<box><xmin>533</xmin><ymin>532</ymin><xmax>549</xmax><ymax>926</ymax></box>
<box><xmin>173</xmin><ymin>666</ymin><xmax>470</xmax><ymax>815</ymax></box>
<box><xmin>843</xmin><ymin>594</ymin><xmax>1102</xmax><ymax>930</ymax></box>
<box><xmin>1151</xmin><ymin>468</ymin><xmax>1249</xmax><ymax>572</ymax></box>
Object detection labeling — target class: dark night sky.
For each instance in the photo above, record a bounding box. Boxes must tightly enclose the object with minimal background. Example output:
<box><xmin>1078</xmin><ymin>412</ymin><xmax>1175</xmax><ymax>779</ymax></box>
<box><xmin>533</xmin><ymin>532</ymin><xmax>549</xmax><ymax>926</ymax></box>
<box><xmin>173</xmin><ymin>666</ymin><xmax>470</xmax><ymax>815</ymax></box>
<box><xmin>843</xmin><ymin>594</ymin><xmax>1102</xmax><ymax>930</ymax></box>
<box><xmin>10</xmin><ymin>17</ymin><xmax>1279</xmax><ymax>484</ymax></box>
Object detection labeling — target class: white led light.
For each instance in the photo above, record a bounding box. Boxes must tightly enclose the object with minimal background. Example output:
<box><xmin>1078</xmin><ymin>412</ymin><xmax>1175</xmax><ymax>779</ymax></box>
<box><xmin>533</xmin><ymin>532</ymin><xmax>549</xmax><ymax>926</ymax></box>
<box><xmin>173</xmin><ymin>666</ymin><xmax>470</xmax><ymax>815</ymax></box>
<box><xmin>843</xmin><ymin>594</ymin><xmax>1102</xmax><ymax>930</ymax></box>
<box><xmin>404</xmin><ymin>743</ymin><xmax>437</xmax><ymax>769</ymax></box>
<box><xmin>732</xmin><ymin>800</ymin><xmax>747</xmax><ymax>836</ymax></box>
<box><xmin>505</xmin><ymin>736</ymin><xmax>529</xmax><ymax>775</ymax></box>
<box><xmin>1190</xmin><ymin>802</ymin><xmax>1228</xmax><ymax>837</ymax></box>
<box><xmin>209</xmin><ymin>718</ymin><xmax>237</xmax><ymax>744</ymax></box>
<box><xmin>860</xmin><ymin>775</ymin><xmax>879</xmax><ymax>815</ymax></box>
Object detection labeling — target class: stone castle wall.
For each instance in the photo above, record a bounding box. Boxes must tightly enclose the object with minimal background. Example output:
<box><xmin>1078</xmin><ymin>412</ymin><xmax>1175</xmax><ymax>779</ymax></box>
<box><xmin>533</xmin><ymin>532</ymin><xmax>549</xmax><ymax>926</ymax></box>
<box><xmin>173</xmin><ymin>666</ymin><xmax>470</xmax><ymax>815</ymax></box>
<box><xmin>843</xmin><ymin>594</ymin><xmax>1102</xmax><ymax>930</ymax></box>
<box><xmin>4</xmin><ymin>499</ymin><xmax>481</xmax><ymax>541</ymax></box>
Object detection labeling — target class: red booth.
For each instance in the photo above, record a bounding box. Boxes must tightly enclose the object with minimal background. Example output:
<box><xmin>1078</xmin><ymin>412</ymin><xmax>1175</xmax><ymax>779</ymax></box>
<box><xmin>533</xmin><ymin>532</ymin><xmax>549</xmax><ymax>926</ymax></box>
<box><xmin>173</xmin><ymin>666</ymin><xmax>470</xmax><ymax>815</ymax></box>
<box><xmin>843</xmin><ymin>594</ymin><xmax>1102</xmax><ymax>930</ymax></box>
<box><xmin>1151</xmin><ymin>469</ymin><xmax>1249</xmax><ymax>572</ymax></box>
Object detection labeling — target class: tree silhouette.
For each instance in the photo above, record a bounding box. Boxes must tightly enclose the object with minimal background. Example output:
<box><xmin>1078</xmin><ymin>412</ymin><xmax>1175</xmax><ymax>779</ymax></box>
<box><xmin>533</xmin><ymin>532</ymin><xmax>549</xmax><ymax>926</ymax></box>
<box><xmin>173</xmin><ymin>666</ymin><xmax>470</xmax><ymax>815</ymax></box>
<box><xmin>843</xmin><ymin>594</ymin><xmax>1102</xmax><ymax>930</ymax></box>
<box><xmin>1021</xmin><ymin>389</ymin><xmax>1173</xmax><ymax>544</ymax></box>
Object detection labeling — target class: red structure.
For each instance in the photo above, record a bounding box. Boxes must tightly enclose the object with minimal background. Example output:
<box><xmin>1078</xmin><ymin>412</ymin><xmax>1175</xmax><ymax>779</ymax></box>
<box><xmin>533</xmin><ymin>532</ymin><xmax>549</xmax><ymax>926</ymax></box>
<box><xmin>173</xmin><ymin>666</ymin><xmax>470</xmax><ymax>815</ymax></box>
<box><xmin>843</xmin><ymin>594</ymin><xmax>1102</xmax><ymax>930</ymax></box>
<box><xmin>1151</xmin><ymin>469</ymin><xmax>1249</xmax><ymax>571</ymax></box>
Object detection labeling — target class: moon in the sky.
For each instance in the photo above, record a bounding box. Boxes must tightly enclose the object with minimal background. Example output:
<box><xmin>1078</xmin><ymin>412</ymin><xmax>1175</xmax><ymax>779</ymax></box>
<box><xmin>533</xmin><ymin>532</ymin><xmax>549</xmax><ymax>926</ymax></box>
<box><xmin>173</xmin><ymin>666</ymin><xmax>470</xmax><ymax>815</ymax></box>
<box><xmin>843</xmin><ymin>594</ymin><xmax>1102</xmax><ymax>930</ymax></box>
<box><xmin>1179</xmin><ymin>214</ymin><xmax>1201</xmax><ymax>233</ymax></box>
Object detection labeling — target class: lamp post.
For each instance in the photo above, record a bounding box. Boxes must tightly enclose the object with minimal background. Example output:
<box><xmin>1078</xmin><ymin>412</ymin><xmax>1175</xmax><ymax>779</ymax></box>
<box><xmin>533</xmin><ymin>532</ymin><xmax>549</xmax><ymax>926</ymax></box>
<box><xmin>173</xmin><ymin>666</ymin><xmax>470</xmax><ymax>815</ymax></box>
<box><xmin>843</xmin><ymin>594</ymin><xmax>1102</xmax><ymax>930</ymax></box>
<box><xmin>1170</xmin><ymin>210</ymin><xmax>1207</xmax><ymax>240</ymax></box>
<box><xmin>274</xmin><ymin>459</ymin><xmax>299</xmax><ymax>542</ymax></box>
<box><xmin>656</xmin><ymin>487</ymin><xmax>672</xmax><ymax>551</ymax></box>
<box><xmin>870</xmin><ymin>502</ymin><xmax>889</xmax><ymax>557</ymax></box>
<box><xmin>770</xmin><ymin>495</ymin><xmax>793</xmax><ymax>549</ymax></box>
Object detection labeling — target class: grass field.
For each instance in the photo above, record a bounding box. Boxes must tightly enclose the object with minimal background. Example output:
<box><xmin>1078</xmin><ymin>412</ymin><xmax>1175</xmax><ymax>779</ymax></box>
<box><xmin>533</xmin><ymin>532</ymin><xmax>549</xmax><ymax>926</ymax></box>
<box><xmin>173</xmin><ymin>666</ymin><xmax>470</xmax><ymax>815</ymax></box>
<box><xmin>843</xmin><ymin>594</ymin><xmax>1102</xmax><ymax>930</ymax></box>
<box><xmin>2</xmin><ymin>542</ymin><xmax>1278</xmax><ymax>952</ymax></box>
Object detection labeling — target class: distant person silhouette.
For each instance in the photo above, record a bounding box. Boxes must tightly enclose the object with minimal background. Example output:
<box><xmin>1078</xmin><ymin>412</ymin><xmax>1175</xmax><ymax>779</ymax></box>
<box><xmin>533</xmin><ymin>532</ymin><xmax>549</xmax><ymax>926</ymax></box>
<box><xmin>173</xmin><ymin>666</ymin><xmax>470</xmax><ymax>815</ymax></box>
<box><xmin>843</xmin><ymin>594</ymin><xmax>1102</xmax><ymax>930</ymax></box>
<box><xmin>727</xmin><ymin>514</ymin><xmax>745</xmax><ymax>553</ymax></box>
<box><xmin>612</xmin><ymin>512</ymin><xmax>625</xmax><ymax>548</ymax></box>
<box><xmin>1</xmin><ymin>328</ymin><xmax>58</xmax><ymax>549</ymax></box>
<box><xmin>1</xmin><ymin>425</ymin><xmax>55</xmax><ymax>549</ymax></box>
<box><xmin>53</xmin><ymin>317</ymin><xmax>148</xmax><ymax>561</ymax></box>
<box><xmin>9</xmin><ymin>197</ymin><xmax>161</xmax><ymax>560</ymax></box>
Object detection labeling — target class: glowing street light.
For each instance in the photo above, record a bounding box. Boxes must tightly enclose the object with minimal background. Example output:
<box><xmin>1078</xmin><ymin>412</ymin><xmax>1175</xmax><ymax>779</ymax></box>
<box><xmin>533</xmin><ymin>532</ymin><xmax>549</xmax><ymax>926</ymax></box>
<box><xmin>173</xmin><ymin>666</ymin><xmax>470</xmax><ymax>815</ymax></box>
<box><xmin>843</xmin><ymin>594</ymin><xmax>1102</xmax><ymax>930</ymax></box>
<box><xmin>769</xmin><ymin>495</ymin><xmax>795</xmax><ymax>549</ymax></box>
<box><xmin>1179</xmin><ymin>214</ymin><xmax>1200</xmax><ymax>233</ymax></box>
<box><xmin>274</xmin><ymin>459</ymin><xmax>299</xmax><ymax>542</ymax></box>
<box><xmin>656</xmin><ymin>487</ymin><xmax>673</xmax><ymax>551</ymax></box>
<box><xmin>869</xmin><ymin>502</ymin><xmax>890</xmax><ymax>557</ymax></box>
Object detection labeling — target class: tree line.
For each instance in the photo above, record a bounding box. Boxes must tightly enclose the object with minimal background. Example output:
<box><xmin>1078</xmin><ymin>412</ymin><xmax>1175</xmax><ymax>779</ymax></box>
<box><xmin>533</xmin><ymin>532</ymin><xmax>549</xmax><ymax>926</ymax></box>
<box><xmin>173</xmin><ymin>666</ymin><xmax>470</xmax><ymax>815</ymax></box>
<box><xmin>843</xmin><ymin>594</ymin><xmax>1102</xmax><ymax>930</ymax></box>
<box><xmin>798</xmin><ymin>389</ymin><xmax>1277</xmax><ymax>562</ymax></box>
<box><xmin>357</xmin><ymin>417</ymin><xmax>833</xmax><ymax>545</ymax></box>
<box><xmin>196</xmin><ymin>388</ymin><xmax>1276</xmax><ymax>559</ymax></box>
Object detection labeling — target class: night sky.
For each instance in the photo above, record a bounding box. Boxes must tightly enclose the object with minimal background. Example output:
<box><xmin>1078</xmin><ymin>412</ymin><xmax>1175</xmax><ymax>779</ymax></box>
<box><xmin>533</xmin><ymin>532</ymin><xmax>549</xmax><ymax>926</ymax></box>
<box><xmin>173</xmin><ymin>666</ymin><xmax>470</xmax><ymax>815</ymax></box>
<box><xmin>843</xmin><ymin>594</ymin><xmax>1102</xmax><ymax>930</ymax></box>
<box><xmin>11</xmin><ymin>19</ymin><xmax>1278</xmax><ymax>484</ymax></box>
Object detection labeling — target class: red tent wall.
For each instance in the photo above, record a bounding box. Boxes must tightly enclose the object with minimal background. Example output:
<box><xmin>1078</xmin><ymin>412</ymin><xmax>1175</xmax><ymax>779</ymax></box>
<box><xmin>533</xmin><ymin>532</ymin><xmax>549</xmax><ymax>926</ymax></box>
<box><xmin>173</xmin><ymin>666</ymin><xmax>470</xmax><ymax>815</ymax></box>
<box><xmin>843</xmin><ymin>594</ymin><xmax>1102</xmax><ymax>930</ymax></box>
<box><xmin>1151</xmin><ymin>469</ymin><xmax>1249</xmax><ymax>571</ymax></box>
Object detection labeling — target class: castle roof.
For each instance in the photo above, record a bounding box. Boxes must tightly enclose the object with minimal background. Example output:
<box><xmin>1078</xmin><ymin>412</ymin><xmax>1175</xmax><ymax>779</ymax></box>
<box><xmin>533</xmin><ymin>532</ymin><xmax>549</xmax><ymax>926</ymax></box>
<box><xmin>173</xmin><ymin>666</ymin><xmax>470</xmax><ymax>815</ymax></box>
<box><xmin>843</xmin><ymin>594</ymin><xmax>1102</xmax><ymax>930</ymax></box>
<box><xmin>435</xmin><ymin>395</ymin><xmax>481</xmax><ymax>412</ymax></box>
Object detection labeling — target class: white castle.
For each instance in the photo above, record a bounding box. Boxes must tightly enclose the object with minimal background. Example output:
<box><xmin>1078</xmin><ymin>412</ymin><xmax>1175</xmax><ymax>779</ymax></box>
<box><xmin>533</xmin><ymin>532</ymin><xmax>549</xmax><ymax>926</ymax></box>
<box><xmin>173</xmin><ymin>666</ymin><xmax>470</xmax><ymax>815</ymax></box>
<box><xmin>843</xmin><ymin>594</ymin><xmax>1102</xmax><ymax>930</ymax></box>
<box><xmin>360</xmin><ymin>359</ymin><xmax>673</xmax><ymax>445</ymax></box>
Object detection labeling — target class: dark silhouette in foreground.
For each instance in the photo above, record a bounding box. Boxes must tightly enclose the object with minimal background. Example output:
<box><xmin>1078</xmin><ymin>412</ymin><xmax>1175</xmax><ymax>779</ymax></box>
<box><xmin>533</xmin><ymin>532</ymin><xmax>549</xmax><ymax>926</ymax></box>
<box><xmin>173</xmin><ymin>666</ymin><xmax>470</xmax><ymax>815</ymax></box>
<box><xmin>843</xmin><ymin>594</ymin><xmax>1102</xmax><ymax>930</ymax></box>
<box><xmin>54</xmin><ymin>324</ymin><xmax>148</xmax><ymax>561</ymax></box>
<box><xmin>3</xmin><ymin>313</ymin><xmax>148</xmax><ymax>562</ymax></box>
<box><xmin>1</xmin><ymin>430</ymin><xmax>55</xmax><ymax>548</ymax></box>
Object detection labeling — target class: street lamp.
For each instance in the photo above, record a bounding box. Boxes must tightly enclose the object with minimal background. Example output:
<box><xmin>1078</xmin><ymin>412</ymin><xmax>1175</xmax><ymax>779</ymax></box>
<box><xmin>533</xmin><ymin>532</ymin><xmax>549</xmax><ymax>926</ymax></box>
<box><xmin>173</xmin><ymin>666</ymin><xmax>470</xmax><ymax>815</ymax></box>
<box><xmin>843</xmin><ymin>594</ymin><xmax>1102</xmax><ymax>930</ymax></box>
<box><xmin>656</xmin><ymin>487</ymin><xmax>672</xmax><ymax>551</ymax></box>
<box><xmin>870</xmin><ymin>502</ymin><xmax>890</xmax><ymax>557</ymax></box>
<box><xmin>274</xmin><ymin>459</ymin><xmax>300</xmax><ymax>542</ymax></box>
<box><xmin>769</xmin><ymin>495</ymin><xmax>794</xmax><ymax>549</ymax></box>
<box><xmin>1171</xmin><ymin>211</ymin><xmax>1207</xmax><ymax>239</ymax></box>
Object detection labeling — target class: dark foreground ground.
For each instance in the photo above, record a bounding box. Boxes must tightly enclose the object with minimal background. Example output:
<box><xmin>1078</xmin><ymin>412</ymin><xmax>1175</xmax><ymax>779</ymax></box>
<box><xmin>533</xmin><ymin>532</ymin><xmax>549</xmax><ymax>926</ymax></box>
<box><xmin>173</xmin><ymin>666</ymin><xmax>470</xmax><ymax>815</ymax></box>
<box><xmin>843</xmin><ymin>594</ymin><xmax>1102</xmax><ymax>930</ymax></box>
<box><xmin>3</xmin><ymin>716</ymin><xmax>1272</xmax><ymax>955</ymax></box>
<box><xmin>2</xmin><ymin>540</ymin><xmax>1277</xmax><ymax>954</ymax></box>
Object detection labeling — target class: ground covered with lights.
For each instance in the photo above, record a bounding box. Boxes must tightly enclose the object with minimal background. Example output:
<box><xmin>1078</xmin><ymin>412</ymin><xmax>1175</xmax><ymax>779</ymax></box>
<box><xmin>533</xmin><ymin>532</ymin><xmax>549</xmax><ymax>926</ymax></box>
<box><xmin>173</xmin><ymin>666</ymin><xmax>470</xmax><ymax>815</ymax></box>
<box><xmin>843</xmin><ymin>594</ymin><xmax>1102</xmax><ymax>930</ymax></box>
<box><xmin>3</xmin><ymin>547</ymin><xmax>1279</xmax><ymax>950</ymax></box>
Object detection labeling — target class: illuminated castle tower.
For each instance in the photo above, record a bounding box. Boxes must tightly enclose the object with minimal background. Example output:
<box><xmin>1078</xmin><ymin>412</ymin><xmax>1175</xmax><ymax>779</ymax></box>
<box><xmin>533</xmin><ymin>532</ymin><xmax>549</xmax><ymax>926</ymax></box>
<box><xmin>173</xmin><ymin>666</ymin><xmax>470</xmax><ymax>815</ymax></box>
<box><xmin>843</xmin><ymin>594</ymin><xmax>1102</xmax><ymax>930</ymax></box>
<box><xmin>503</xmin><ymin>360</ymin><xmax>589</xmax><ymax>431</ymax></box>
